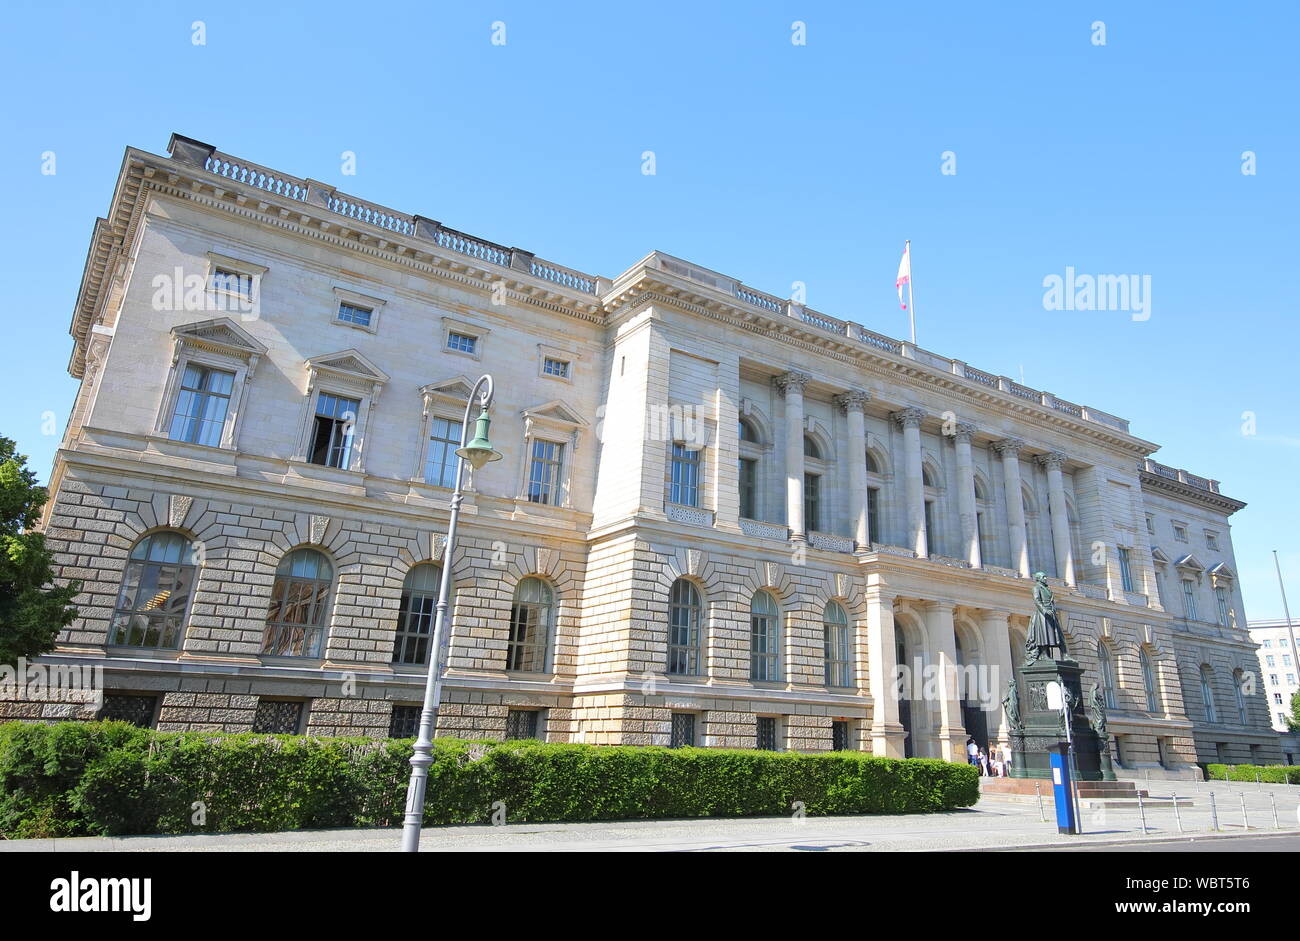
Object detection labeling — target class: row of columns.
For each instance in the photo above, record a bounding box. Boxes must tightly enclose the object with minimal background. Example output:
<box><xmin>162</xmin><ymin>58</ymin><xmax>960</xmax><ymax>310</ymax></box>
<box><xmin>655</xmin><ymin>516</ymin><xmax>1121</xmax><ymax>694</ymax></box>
<box><xmin>773</xmin><ymin>371</ymin><xmax>1076</xmax><ymax>586</ymax></box>
<box><xmin>866</xmin><ymin>590</ymin><xmax>1017</xmax><ymax>761</ymax></box>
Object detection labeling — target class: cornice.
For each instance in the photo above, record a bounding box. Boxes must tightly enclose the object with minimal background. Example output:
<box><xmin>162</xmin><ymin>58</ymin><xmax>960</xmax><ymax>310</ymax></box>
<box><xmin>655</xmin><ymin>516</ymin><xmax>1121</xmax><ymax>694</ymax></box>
<box><xmin>1139</xmin><ymin>470</ymin><xmax>1246</xmax><ymax>515</ymax></box>
<box><xmin>68</xmin><ymin>147</ymin><xmax>606</xmax><ymax>377</ymax></box>
<box><xmin>603</xmin><ymin>273</ymin><xmax>1159</xmax><ymax>459</ymax></box>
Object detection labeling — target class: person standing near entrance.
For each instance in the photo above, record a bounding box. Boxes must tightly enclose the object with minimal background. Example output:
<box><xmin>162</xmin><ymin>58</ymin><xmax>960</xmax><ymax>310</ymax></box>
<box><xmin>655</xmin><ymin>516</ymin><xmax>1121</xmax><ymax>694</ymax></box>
<box><xmin>966</xmin><ymin>737</ymin><xmax>979</xmax><ymax>768</ymax></box>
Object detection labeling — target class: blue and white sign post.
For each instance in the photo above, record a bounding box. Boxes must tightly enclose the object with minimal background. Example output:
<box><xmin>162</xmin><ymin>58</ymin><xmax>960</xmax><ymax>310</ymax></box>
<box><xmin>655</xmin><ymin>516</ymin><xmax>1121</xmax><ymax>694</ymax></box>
<box><xmin>1045</xmin><ymin>680</ymin><xmax>1082</xmax><ymax>834</ymax></box>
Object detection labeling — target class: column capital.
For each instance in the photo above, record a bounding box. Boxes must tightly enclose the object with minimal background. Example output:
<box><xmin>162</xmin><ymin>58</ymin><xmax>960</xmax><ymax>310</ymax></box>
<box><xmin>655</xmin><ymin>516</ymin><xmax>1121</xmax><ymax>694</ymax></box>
<box><xmin>991</xmin><ymin>437</ymin><xmax>1025</xmax><ymax>456</ymax></box>
<box><xmin>1037</xmin><ymin>450</ymin><xmax>1068</xmax><ymax>470</ymax></box>
<box><xmin>773</xmin><ymin>370</ymin><xmax>812</xmax><ymax>397</ymax></box>
<box><xmin>925</xmin><ymin>599</ymin><xmax>957</xmax><ymax>614</ymax></box>
<box><xmin>835</xmin><ymin>388</ymin><xmax>871</xmax><ymax>413</ymax></box>
<box><xmin>950</xmin><ymin>421</ymin><xmax>978</xmax><ymax>444</ymax></box>
<box><xmin>892</xmin><ymin>406</ymin><xmax>926</xmax><ymax>429</ymax></box>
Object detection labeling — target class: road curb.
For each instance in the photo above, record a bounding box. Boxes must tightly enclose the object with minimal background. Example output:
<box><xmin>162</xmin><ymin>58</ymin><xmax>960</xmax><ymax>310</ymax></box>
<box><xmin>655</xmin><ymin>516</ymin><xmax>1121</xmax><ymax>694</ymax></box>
<box><xmin>945</xmin><ymin>828</ymin><xmax>1300</xmax><ymax>852</ymax></box>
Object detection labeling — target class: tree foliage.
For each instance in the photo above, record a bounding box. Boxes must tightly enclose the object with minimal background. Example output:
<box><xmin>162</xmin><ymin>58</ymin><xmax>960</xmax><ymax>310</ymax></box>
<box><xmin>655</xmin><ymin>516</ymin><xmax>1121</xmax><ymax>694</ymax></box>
<box><xmin>0</xmin><ymin>436</ymin><xmax>79</xmax><ymax>665</ymax></box>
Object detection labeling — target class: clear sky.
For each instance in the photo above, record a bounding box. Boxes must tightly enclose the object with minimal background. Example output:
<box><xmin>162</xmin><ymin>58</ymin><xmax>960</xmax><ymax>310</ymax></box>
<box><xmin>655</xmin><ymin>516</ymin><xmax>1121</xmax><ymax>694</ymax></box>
<box><xmin>1</xmin><ymin>1</ymin><xmax>1296</xmax><ymax>618</ymax></box>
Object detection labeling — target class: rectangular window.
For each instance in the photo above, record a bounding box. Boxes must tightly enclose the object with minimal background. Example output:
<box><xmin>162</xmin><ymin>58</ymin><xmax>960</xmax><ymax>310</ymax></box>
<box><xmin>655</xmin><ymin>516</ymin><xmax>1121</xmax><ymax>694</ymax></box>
<box><xmin>527</xmin><ymin>439</ymin><xmax>563</xmax><ymax>505</ymax></box>
<box><xmin>542</xmin><ymin>357</ymin><xmax>570</xmax><ymax>378</ymax></box>
<box><xmin>868</xmin><ymin>488</ymin><xmax>880</xmax><ymax>545</ymax></box>
<box><xmin>804</xmin><ymin>473</ymin><xmax>821</xmax><ymax>531</ymax></box>
<box><xmin>825</xmin><ymin>624</ymin><xmax>851</xmax><ymax>688</ymax></box>
<box><xmin>670</xmin><ymin>443</ymin><xmax>701</xmax><ymax>507</ymax></box>
<box><xmin>831</xmin><ymin>720</ymin><xmax>850</xmax><ymax>752</ymax></box>
<box><xmin>505</xmin><ymin>709</ymin><xmax>540</xmax><ymax>740</ymax></box>
<box><xmin>1145</xmin><ymin>515</ymin><xmax>1155</xmax><ymax>535</ymax></box>
<box><xmin>389</xmin><ymin>705</ymin><xmax>420</xmax><ymax>739</ymax></box>
<box><xmin>309</xmin><ymin>392</ymin><xmax>360</xmax><ymax>469</ymax></box>
<box><xmin>1205</xmin><ymin>531</ymin><xmax>1219</xmax><ymax>550</ymax></box>
<box><xmin>1118</xmin><ymin>547</ymin><xmax>1134</xmax><ymax>592</ymax></box>
<box><xmin>756</xmin><ymin>716</ymin><xmax>777</xmax><ymax>751</ymax></box>
<box><xmin>424</xmin><ymin>416</ymin><xmax>464</xmax><ymax>488</ymax></box>
<box><xmin>337</xmin><ymin>301</ymin><xmax>373</xmax><ymax>327</ymax></box>
<box><xmin>1173</xmin><ymin>524</ymin><xmax>1188</xmax><ymax>542</ymax></box>
<box><xmin>252</xmin><ymin>700</ymin><xmax>304</xmax><ymax>734</ymax></box>
<box><xmin>1216</xmin><ymin>586</ymin><xmax>1230</xmax><ymax>626</ymax></box>
<box><xmin>447</xmin><ymin>331</ymin><xmax>477</xmax><ymax>354</ymax></box>
<box><xmin>98</xmin><ymin>694</ymin><xmax>158</xmax><ymax>728</ymax></box>
<box><xmin>1182</xmin><ymin>581</ymin><xmax>1198</xmax><ymax>620</ymax></box>
<box><xmin>739</xmin><ymin>458</ymin><xmax>757</xmax><ymax>519</ymax></box>
<box><xmin>924</xmin><ymin>500</ymin><xmax>936</xmax><ymax>545</ymax></box>
<box><xmin>211</xmin><ymin>266</ymin><xmax>252</xmax><ymax>298</ymax></box>
<box><xmin>168</xmin><ymin>363</ymin><xmax>235</xmax><ymax>447</ymax></box>
<box><xmin>670</xmin><ymin>713</ymin><xmax>696</xmax><ymax>748</ymax></box>
<box><xmin>1267</xmin><ymin>656</ymin><xmax>1276</xmax><ymax>668</ymax></box>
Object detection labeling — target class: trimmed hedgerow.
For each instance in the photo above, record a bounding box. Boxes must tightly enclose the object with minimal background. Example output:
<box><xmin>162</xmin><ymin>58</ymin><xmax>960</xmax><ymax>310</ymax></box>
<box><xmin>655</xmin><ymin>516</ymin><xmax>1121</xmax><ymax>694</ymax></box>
<box><xmin>1205</xmin><ymin>762</ymin><xmax>1300</xmax><ymax>784</ymax></box>
<box><xmin>0</xmin><ymin>721</ymin><xmax>978</xmax><ymax>838</ymax></box>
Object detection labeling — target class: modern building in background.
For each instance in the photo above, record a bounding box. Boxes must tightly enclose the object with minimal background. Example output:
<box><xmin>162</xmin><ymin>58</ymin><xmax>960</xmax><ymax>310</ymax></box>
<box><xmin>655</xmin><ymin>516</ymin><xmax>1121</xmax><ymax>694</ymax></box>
<box><xmin>3</xmin><ymin>134</ymin><xmax>1281</xmax><ymax>772</ymax></box>
<box><xmin>1248</xmin><ymin>618</ymin><xmax>1300</xmax><ymax>764</ymax></box>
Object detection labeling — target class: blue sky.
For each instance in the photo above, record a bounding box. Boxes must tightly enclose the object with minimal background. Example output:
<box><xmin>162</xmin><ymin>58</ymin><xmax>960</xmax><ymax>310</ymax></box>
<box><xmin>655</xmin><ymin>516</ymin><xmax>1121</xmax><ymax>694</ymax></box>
<box><xmin>1</xmin><ymin>1</ymin><xmax>1297</xmax><ymax>618</ymax></box>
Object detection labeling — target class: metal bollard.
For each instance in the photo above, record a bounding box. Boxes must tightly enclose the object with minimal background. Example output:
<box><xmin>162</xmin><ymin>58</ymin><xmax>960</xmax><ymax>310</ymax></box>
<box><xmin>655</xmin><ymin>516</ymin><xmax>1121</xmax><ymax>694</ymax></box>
<box><xmin>1035</xmin><ymin>782</ymin><xmax>1045</xmax><ymax>822</ymax></box>
<box><xmin>1138</xmin><ymin>792</ymin><xmax>1148</xmax><ymax>835</ymax></box>
<box><xmin>1173</xmin><ymin>792</ymin><xmax>1183</xmax><ymax>833</ymax></box>
<box><xmin>1209</xmin><ymin>791</ymin><xmax>1219</xmax><ymax>831</ymax></box>
<box><xmin>1240</xmin><ymin>792</ymin><xmax>1249</xmax><ymax>830</ymax></box>
<box><xmin>1257</xmin><ymin>770</ymin><xmax>1262</xmax><ymax>791</ymax></box>
<box><xmin>1271</xmin><ymin>793</ymin><xmax>1279</xmax><ymax>830</ymax></box>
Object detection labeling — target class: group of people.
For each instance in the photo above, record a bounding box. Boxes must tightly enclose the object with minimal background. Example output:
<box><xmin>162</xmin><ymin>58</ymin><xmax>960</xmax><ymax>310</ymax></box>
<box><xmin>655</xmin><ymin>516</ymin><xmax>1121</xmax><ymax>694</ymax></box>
<box><xmin>965</xmin><ymin>737</ymin><xmax>1011</xmax><ymax>777</ymax></box>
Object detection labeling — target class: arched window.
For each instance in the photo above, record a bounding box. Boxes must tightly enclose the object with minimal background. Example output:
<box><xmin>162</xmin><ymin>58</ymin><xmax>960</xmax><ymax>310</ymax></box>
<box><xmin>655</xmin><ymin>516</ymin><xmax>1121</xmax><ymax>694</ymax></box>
<box><xmin>803</xmin><ymin>435</ymin><xmax>821</xmax><ymax>459</ymax></box>
<box><xmin>393</xmin><ymin>563</ymin><xmax>443</xmax><ymax>665</ymax></box>
<box><xmin>823</xmin><ymin>601</ymin><xmax>851</xmax><ymax>687</ymax></box>
<box><xmin>922</xmin><ymin>464</ymin><xmax>937</xmax><ymax>488</ymax></box>
<box><xmin>264</xmin><ymin>548</ymin><xmax>333</xmax><ymax>657</ymax></box>
<box><xmin>738</xmin><ymin>417</ymin><xmax>760</xmax><ymax>443</ymax></box>
<box><xmin>750</xmin><ymin>590</ymin><xmax>780</xmax><ymax>682</ymax></box>
<box><xmin>1233</xmin><ymin>668</ymin><xmax>1248</xmax><ymax>725</ymax></box>
<box><xmin>1098</xmin><ymin>642</ymin><xmax>1117</xmax><ymax>709</ymax></box>
<box><xmin>1140</xmin><ymin>648</ymin><xmax>1160</xmax><ymax>714</ymax></box>
<box><xmin>110</xmin><ymin>531</ymin><xmax>197</xmax><ymax>648</ymax></box>
<box><xmin>865</xmin><ymin>450</ymin><xmax>881</xmax><ymax>475</ymax></box>
<box><xmin>667</xmin><ymin>578</ymin><xmax>702</xmax><ymax>675</ymax></box>
<box><xmin>507</xmin><ymin>577</ymin><xmax>553</xmax><ymax>672</ymax></box>
<box><xmin>1200</xmin><ymin>665</ymin><xmax>1218</xmax><ymax>724</ymax></box>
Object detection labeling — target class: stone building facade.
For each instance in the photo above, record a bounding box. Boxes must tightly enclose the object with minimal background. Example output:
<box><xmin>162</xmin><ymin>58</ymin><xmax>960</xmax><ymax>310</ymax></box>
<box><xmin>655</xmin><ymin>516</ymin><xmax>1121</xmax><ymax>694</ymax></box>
<box><xmin>7</xmin><ymin>133</ymin><xmax>1281</xmax><ymax>772</ymax></box>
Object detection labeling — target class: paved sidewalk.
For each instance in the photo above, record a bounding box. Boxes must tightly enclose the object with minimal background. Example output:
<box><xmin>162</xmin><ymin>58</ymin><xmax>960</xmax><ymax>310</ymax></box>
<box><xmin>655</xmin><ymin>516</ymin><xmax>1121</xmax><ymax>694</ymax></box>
<box><xmin>4</xmin><ymin>789</ymin><xmax>1298</xmax><ymax>852</ymax></box>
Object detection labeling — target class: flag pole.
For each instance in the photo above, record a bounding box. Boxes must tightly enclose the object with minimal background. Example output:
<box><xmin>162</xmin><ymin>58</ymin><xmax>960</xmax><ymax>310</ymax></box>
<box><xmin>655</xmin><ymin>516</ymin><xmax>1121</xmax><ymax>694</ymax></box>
<box><xmin>906</xmin><ymin>239</ymin><xmax>916</xmax><ymax>345</ymax></box>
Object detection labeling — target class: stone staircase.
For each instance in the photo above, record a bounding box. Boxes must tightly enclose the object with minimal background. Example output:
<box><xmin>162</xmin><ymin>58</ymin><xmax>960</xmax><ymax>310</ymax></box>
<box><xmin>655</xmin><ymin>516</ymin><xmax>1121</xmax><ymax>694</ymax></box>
<box><xmin>978</xmin><ymin>776</ymin><xmax>1194</xmax><ymax>808</ymax></box>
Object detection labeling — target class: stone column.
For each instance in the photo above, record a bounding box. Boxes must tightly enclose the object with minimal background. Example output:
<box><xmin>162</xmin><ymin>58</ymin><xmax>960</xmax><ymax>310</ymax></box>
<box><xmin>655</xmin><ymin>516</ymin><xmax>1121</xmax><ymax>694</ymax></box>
<box><xmin>924</xmin><ymin>600</ymin><xmax>966</xmax><ymax>761</ymax></box>
<box><xmin>993</xmin><ymin>438</ymin><xmax>1030</xmax><ymax>576</ymax></box>
<box><xmin>774</xmin><ymin>370</ymin><xmax>811</xmax><ymax>543</ymax></box>
<box><xmin>866</xmin><ymin>588</ymin><xmax>906</xmax><ymax>757</ymax></box>
<box><xmin>951</xmin><ymin>422</ymin><xmax>981</xmax><ymax>568</ymax></box>
<box><xmin>977</xmin><ymin>609</ymin><xmax>1014</xmax><ymax>749</ymax></box>
<box><xmin>893</xmin><ymin>407</ymin><xmax>927</xmax><ymax>557</ymax></box>
<box><xmin>836</xmin><ymin>389</ymin><xmax>871</xmax><ymax>551</ymax></box>
<box><xmin>1038</xmin><ymin>451</ymin><xmax>1076</xmax><ymax>586</ymax></box>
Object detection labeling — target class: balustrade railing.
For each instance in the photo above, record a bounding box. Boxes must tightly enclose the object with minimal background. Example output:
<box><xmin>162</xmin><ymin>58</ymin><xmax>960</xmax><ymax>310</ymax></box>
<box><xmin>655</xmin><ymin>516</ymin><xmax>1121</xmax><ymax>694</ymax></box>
<box><xmin>204</xmin><ymin>154</ymin><xmax>308</xmax><ymax>201</ymax></box>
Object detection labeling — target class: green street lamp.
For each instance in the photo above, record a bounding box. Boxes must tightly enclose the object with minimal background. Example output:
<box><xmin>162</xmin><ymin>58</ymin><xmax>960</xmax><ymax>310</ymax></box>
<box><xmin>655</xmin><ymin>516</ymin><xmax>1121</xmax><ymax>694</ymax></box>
<box><xmin>401</xmin><ymin>374</ymin><xmax>500</xmax><ymax>852</ymax></box>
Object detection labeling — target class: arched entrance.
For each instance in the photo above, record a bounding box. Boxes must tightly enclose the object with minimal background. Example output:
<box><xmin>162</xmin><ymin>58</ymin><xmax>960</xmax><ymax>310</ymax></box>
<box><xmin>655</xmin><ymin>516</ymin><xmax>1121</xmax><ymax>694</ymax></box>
<box><xmin>894</xmin><ymin>612</ymin><xmax>929</xmax><ymax>758</ymax></box>
<box><xmin>954</xmin><ymin>622</ymin><xmax>989</xmax><ymax>754</ymax></box>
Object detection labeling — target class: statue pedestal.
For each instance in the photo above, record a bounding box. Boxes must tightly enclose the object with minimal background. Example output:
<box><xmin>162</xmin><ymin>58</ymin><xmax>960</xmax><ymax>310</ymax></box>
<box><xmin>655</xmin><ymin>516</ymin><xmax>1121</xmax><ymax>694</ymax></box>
<box><xmin>1008</xmin><ymin>657</ymin><xmax>1113</xmax><ymax>782</ymax></box>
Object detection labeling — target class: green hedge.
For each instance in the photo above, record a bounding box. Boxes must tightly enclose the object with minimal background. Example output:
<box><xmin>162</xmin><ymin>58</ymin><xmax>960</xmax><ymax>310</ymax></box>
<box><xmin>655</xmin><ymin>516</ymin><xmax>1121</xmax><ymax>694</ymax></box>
<box><xmin>1205</xmin><ymin>763</ymin><xmax>1300</xmax><ymax>784</ymax></box>
<box><xmin>0</xmin><ymin>721</ymin><xmax>978</xmax><ymax>838</ymax></box>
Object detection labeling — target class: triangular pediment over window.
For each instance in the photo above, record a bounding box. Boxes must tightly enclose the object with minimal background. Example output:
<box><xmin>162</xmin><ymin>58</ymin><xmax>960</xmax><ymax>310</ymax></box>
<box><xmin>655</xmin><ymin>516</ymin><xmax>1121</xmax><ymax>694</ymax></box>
<box><xmin>521</xmin><ymin>399</ymin><xmax>587</xmax><ymax>427</ymax></box>
<box><xmin>1208</xmin><ymin>562</ymin><xmax>1235</xmax><ymax>579</ymax></box>
<box><xmin>1150</xmin><ymin>547</ymin><xmax>1170</xmax><ymax>564</ymax></box>
<box><xmin>1174</xmin><ymin>554</ymin><xmax>1204</xmax><ymax>572</ymax></box>
<box><xmin>419</xmin><ymin>375</ymin><xmax>478</xmax><ymax>405</ymax></box>
<box><xmin>171</xmin><ymin>317</ymin><xmax>267</xmax><ymax>360</ymax></box>
<box><xmin>306</xmin><ymin>349</ymin><xmax>390</xmax><ymax>384</ymax></box>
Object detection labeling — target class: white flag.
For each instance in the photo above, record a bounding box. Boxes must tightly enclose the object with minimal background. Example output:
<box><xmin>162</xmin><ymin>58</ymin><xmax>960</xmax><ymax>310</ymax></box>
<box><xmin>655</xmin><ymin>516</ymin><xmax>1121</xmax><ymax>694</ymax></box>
<box><xmin>895</xmin><ymin>243</ymin><xmax>911</xmax><ymax>310</ymax></box>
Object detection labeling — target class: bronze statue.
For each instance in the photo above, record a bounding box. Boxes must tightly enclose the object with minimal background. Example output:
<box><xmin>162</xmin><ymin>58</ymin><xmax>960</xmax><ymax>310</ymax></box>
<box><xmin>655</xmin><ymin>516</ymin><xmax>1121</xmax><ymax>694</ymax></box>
<box><xmin>1088</xmin><ymin>682</ymin><xmax>1107</xmax><ymax>739</ymax></box>
<box><xmin>1002</xmin><ymin>677</ymin><xmax>1022</xmax><ymax>732</ymax></box>
<box><xmin>1024</xmin><ymin>572</ymin><xmax>1069</xmax><ymax>665</ymax></box>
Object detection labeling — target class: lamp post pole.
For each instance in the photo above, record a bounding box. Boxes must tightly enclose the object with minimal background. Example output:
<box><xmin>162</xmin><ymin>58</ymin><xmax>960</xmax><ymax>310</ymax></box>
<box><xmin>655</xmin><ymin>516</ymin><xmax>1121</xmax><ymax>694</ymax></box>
<box><xmin>401</xmin><ymin>374</ymin><xmax>500</xmax><ymax>853</ymax></box>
